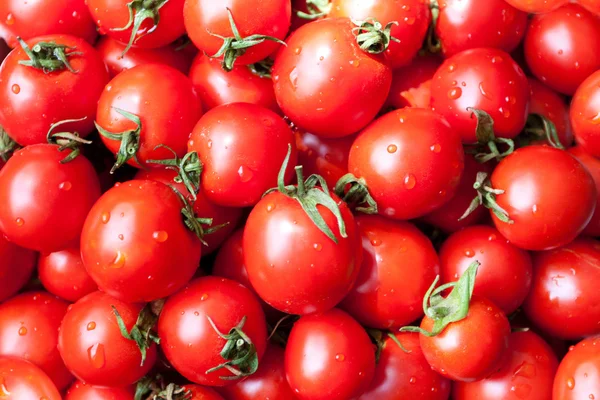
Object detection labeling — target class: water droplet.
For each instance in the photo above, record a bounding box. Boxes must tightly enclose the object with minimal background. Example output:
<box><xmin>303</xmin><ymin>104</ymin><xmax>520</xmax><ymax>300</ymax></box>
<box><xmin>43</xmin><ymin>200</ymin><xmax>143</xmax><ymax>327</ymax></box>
<box><xmin>479</xmin><ymin>82</ymin><xmax>492</xmax><ymax>100</ymax></box>
<box><xmin>409</xmin><ymin>376</ymin><xmax>416</xmax><ymax>384</ymax></box>
<box><xmin>294</xmin><ymin>47</ymin><xmax>302</xmax><ymax>55</ymax></box>
<box><xmin>11</xmin><ymin>84</ymin><xmax>20</xmax><ymax>94</ymax></box>
<box><xmin>403</xmin><ymin>174</ymin><xmax>416</xmax><ymax>189</ymax></box>
<box><xmin>447</xmin><ymin>63</ymin><xmax>456</xmax><ymax>72</ymax></box>
<box><xmin>87</xmin><ymin>322</ymin><xmax>96</xmax><ymax>331</ymax></box>
<box><xmin>464</xmin><ymin>249</ymin><xmax>475</xmax><ymax>257</ymax></box>
<box><xmin>194</xmin><ymin>311</ymin><xmax>199</xmax><ymax>316</ymax></box>
<box><xmin>15</xmin><ymin>217</ymin><xmax>24</xmax><ymax>226</ymax></box>
<box><xmin>589</xmin><ymin>395</ymin><xmax>595</xmax><ymax>400</ymax></box>
<box><xmin>511</xmin><ymin>384</ymin><xmax>533</xmax><ymax>399</ymax></box>
<box><xmin>153</xmin><ymin>231</ymin><xmax>168</xmax><ymax>242</ymax></box>
<box><xmin>513</xmin><ymin>361</ymin><xmax>536</xmax><ymax>378</ymax></box>
<box><xmin>238</xmin><ymin>165</ymin><xmax>254</xmax><ymax>183</ymax></box>
<box><xmin>491</xmin><ymin>56</ymin><xmax>503</xmax><ymax>64</ymax></box>
<box><xmin>18</xmin><ymin>326</ymin><xmax>27</xmax><ymax>336</ymax></box>
<box><xmin>488</xmin><ymin>234</ymin><xmax>497</xmax><ymax>241</ymax></box>
<box><xmin>532</xmin><ymin>204</ymin><xmax>538</xmax><ymax>214</ymax></box>
<box><xmin>589</xmin><ymin>112</ymin><xmax>600</xmax><ymax>125</ymax></box>
<box><xmin>404</xmin><ymin>16</ymin><xmax>415</xmax><ymax>25</ymax></box>
<box><xmin>118</xmin><ymin>234</ymin><xmax>124</xmax><ymax>241</ymax></box>
<box><xmin>313</xmin><ymin>243</ymin><xmax>322</xmax><ymax>251</ymax></box>
<box><xmin>207</xmin><ymin>139</ymin><xmax>212</xmax><ymax>149</ymax></box>
<box><xmin>109</xmin><ymin>251</ymin><xmax>126</xmax><ymax>269</ymax></box>
<box><xmin>350</xmin><ymin>59</ymin><xmax>360</xmax><ymax>68</ymax></box>
<box><xmin>201</xmin><ymin>293</ymin><xmax>209</xmax><ymax>301</ymax></box>
<box><xmin>59</xmin><ymin>181</ymin><xmax>72</xmax><ymax>191</ymax></box>
<box><xmin>500</xmin><ymin>107</ymin><xmax>511</xmax><ymax>118</ymax></box>
<box><xmin>5</xmin><ymin>13</ymin><xmax>15</xmax><ymax>25</ymax></box>
<box><xmin>101</xmin><ymin>212</ymin><xmax>110</xmax><ymax>224</ymax></box>
<box><xmin>448</xmin><ymin>87</ymin><xmax>462</xmax><ymax>100</ymax></box>
<box><xmin>289</xmin><ymin>67</ymin><xmax>299</xmax><ymax>91</ymax></box>
<box><xmin>335</xmin><ymin>353</ymin><xmax>345</xmax><ymax>361</ymax></box>
<box><xmin>87</xmin><ymin>343</ymin><xmax>106</xmax><ymax>369</ymax></box>
<box><xmin>387</xmin><ymin>144</ymin><xmax>397</xmax><ymax>153</ymax></box>
<box><xmin>266</xmin><ymin>203</ymin><xmax>275</xmax><ymax>212</ymax></box>
<box><xmin>430</xmin><ymin>144</ymin><xmax>441</xmax><ymax>153</ymax></box>
<box><xmin>566</xmin><ymin>377</ymin><xmax>575</xmax><ymax>389</ymax></box>
<box><xmin>370</xmin><ymin>238</ymin><xmax>381</xmax><ymax>246</ymax></box>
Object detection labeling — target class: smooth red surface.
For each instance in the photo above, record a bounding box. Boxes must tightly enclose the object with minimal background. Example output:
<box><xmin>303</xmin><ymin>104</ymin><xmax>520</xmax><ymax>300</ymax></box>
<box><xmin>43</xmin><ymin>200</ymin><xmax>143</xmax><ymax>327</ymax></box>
<box><xmin>569</xmin><ymin>146</ymin><xmax>600</xmax><ymax>236</ymax></box>
<box><xmin>65</xmin><ymin>381</ymin><xmax>134</xmax><ymax>400</ymax></box>
<box><xmin>38</xmin><ymin>247</ymin><xmax>97</xmax><ymax>302</ymax></box>
<box><xmin>553</xmin><ymin>337</ymin><xmax>600</xmax><ymax>399</ymax></box>
<box><xmin>571</xmin><ymin>70</ymin><xmax>600</xmax><ymax>157</ymax></box>
<box><xmin>0</xmin><ymin>235</ymin><xmax>36</xmax><ymax>302</ymax></box>
<box><xmin>504</xmin><ymin>0</ymin><xmax>567</xmax><ymax>13</ymax></box>
<box><xmin>387</xmin><ymin>55</ymin><xmax>441</xmax><ymax>109</ymax></box>
<box><xmin>0</xmin><ymin>356</ymin><xmax>61</xmax><ymax>400</ymax></box>
<box><xmin>528</xmin><ymin>78</ymin><xmax>573</xmax><ymax>147</ymax></box>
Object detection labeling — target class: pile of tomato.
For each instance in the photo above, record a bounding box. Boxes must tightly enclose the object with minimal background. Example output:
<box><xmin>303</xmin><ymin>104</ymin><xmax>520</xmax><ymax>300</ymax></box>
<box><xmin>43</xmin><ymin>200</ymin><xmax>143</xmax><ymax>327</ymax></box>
<box><xmin>1</xmin><ymin>0</ymin><xmax>600</xmax><ymax>399</ymax></box>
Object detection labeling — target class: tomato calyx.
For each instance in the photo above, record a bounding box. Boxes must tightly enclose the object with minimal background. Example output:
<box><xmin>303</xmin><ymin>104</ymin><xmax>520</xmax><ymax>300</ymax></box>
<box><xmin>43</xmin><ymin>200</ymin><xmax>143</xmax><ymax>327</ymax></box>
<box><xmin>519</xmin><ymin>114</ymin><xmax>565</xmax><ymax>149</ymax></box>
<box><xmin>424</xmin><ymin>0</ymin><xmax>442</xmax><ymax>54</ymax></box>
<box><xmin>334</xmin><ymin>173</ymin><xmax>378</xmax><ymax>215</ymax></box>
<box><xmin>17</xmin><ymin>37</ymin><xmax>82</xmax><ymax>73</ymax></box>
<box><xmin>459</xmin><ymin>171</ymin><xmax>514</xmax><ymax>224</ymax></box>
<box><xmin>0</xmin><ymin>127</ymin><xmax>19</xmax><ymax>163</ymax></box>
<box><xmin>352</xmin><ymin>19</ymin><xmax>400</xmax><ymax>54</ymax></box>
<box><xmin>169</xmin><ymin>187</ymin><xmax>222</xmax><ymax>246</ymax></box>
<box><xmin>112</xmin><ymin>0</ymin><xmax>169</xmax><ymax>57</ymax></box>
<box><xmin>148</xmin><ymin>147</ymin><xmax>203</xmax><ymax>201</ymax></box>
<box><xmin>95</xmin><ymin>108</ymin><xmax>143</xmax><ymax>173</ymax></box>
<box><xmin>296</xmin><ymin>0</ymin><xmax>332</xmax><ymax>20</ymax></box>
<box><xmin>208</xmin><ymin>8</ymin><xmax>286</xmax><ymax>72</ymax></box>
<box><xmin>467</xmin><ymin>108</ymin><xmax>515</xmax><ymax>163</ymax></box>
<box><xmin>206</xmin><ymin>315</ymin><xmax>260</xmax><ymax>380</ymax></box>
<box><xmin>366</xmin><ymin>329</ymin><xmax>387</xmax><ymax>362</ymax></box>
<box><xmin>135</xmin><ymin>375</ymin><xmax>192</xmax><ymax>400</ymax></box>
<box><xmin>247</xmin><ymin>58</ymin><xmax>274</xmax><ymax>79</ymax></box>
<box><xmin>46</xmin><ymin>117</ymin><xmax>92</xmax><ymax>163</ymax></box>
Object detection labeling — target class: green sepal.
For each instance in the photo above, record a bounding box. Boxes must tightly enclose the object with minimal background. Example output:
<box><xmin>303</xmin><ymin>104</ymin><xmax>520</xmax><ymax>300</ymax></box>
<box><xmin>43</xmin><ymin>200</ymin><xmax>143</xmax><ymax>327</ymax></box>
<box><xmin>95</xmin><ymin>108</ymin><xmax>143</xmax><ymax>173</ymax></box>
<box><xmin>468</xmin><ymin>108</ymin><xmax>515</xmax><ymax>163</ymax></box>
<box><xmin>247</xmin><ymin>58</ymin><xmax>274</xmax><ymax>79</ymax></box>
<box><xmin>521</xmin><ymin>113</ymin><xmax>565</xmax><ymax>149</ymax></box>
<box><xmin>46</xmin><ymin>117</ymin><xmax>92</xmax><ymax>163</ymax></box>
<box><xmin>296</xmin><ymin>0</ymin><xmax>332</xmax><ymax>19</ymax></box>
<box><xmin>147</xmin><ymin>146</ymin><xmax>203</xmax><ymax>201</ymax></box>
<box><xmin>352</xmin><ymin>18</ymin><xmax>400</xmax><ymax>54</ymax></box>
<box><xmin>112</xmin><ymin>0</ymin><xmax>170</xmax><ymax>57</ymax></box>
<box><xmin>0</xmin><ymin>127</ymin><xmax>19</xmax><ymax>163</ymax></box>
<box><xmin>17</xmin><ymin>37</ymin><xmax>82</xmax><ymax>73</ymax></box>
<box><xmin>458</xmin><ymin>171</ymin><xmax>513</xmax><ymax>224</ymax></box>
<box><xmin>334</xmin><ymin>173</ymin><xmax>378</xmax><ymax>215</ymax></box>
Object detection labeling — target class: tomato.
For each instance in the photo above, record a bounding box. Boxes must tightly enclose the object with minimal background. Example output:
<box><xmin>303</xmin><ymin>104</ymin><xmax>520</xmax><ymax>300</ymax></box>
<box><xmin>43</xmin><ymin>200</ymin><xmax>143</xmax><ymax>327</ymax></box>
<box><xmin>158</xmin><ymin>276</ymin><xmax>267</xmax><ymax>386</ymax></box>
<box><xmin>569</xmin><ymin>146</ymin><xmax>600</xmax><ymax>236</ymax></box>
<box><xmin>96</xmin><ymin>64</ymin><xmax>202</xmax><ymax>172</ymax></box>
<box><xmin>0</xmin><ymin>0</ymin><xmax>97</xmax><ymax>47</ymax></box>
<box><xmin>578</xmin><ymin>0</ymin><xmax>600</xmax><ymax>14</ymax></box>
<box><xmin>347</xmin><ymin>108</ymin><xmax>464</xmax><ymax>220</ymax></box>
<box><xmin>184</xmin><ymin>0</ymin><xmax>290</xmax><ymax>69</ymax></box>
<box><xmin>341</xmin><ymin>216</ymin><xmax>440</xmax><ymax>329</ymax></box>
<box><xmin>528</xmin><ymin>77</ymin><xmax>573</xmax><ymax>147</ymax></box>
<box><xmin>0</xmin><ymin>235</ymin><xmax>35</xmax><ymax>302</ymax></box>
<box><xmin>489</xmin><ymin>146</ymin><xmax>596</xmax><ymax>251</ymax></box>
<box><xmin>553</xmin><ymin>337</ymin><xmax>600</xmax><ymax>399</ymax></box>
<box><xmin>430</xmin><ymin>48</ymin><xmax>529</xmax><ymax>144</ymax></box>
<box><xmin>272</xmin><ymin>18</ymin><xmax>392</xmax><ymax>138</ymax></box>
<box><xmin>65</xmin><ymin>381</ymin><xmax>134</xmax><ymax>400</ymax></box>
<box><xmin>524</xmin><ymin>4</ymin><xmax>600</xmax><ymax>96</ymax></box>
<box><xmin>0</xmin><ymin>144</ymin><xmax>101</xmax><ymax>252</ymax></box>
<box><xmin>188</xmin><ymin>103</ymin><xmax>296</xmax><ymax>208</ymax></box>
<box><xmin>440</xmin><ymin>225</ymin><xmax>533</xmax><ymax>314</ymax></box>
<box><xmin>571</xmin><ymin>70</ymin><xmax>600</xmax><ymax>157</ymax></box>
<box><xmin>454</xmin><ymin>331</ymin><xmax>558</xmax><ymax>400</ymax></box>
<box><xmin>285</xmin><ymin>309</ymin><xmax>375</xmax><ymax>400</ymax></box>
<box><xmin>0</xmin><ymin>35</ymin><xmax>109</xmax><ymax>146</ymax></box>
<box><xmin>58</xmin><ymin>291</ymin><xmax>157</xmax><ymax>387</ymax></box>
<box><xmin>189</xmin><ymin>54</ymin><xmax>278</xmax><ymax>112</ymax></box>
<box><xmin>435</xmin><ymin>0</ymin><xmax>527</xmax><ymax>57</ymax></box>
<box><xmin>81</xmin><ymin>180</ymin><xmax>203</xmax><ymax>302</ymax></box>
<box><xmin>183</xmin><ymin>385</ymin><xmax>225</xmax><ymax>400</ymax></box>
<box><xmin>328</xmin><ymin>0</ymin><xmax>431</xmax><ymax>68</ymax></box>
<box><xmin>218</xmin><ymin>345</ymin><xmax>297</xmax><ymax>400</ymax></box>
<box><xmin>38</xmin><ymin>247</ymin><xmax>97</xmax><ymax>302</ymax></box>
<box><xmin>504</xmin><ymin>0</ymin><xmax>567</xmax><ymax>13</ymax></box>
<box><xmin>0</xmin><ymin>356</ymin><xmax>61</xmax><ymax>400</ymax></box>
<box><xmin>386</xmin><ymin>54</ymin><xmax>441</xmax><ymax>109</ymax></box>
<box><xmin>523</xmin><ymin>238</ymin><xmax>600</xmax><ymax>340</ymax></box>
<box><xmin>360</xmin><ymin>332</ymin><xmax>451</xmax><ymax>400</ymax></box>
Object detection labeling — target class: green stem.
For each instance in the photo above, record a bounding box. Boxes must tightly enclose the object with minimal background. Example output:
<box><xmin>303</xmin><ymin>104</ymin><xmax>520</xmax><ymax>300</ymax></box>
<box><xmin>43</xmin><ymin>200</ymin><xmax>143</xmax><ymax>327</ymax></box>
<box><xmin>17</xmin><ymin>37</ymin><xmax>82</xmax><ymax>73</ymax></box>
<box><xmin>95</xmin><ymin>108</ymin><xmax>143</xmax><ymax>173</ymax></box>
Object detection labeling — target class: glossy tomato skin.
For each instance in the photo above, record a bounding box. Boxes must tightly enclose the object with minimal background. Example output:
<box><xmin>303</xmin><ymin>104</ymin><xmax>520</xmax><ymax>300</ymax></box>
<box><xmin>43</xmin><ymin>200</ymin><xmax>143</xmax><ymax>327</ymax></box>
<box><xmin>158</xmin><ymin>276</ymin><xmax>267</xmax><ymax>386</ymax></box>
<box><xmin>65</xmin><ymin>380</ymin><xmax>135</xmax><ymax>400</ymax></box>
<box><xmin>348</xmin><ymin>108</ymin><xmax>464</xmax><ymax>220</ymax></box>
<box><xmin>0</xmin><ymin>35</ymin><xmax>109</xmax><ymax>146</ymax></box>
<box><xmin>528</xmin><ymin>78</ymin><xmax>573</xmax><ymax>147</ymax></box>
<box><xmin>553</xmin><ymin>337</ymin><xmax>600</xmax><ymax>399</ymax></box>
<box><xmin>184</xmin><ymin>385</ymin><xmax>225</xmax><ymax>400</ymax></box>
<box><xmin>524</xmin><ymin>4</ymin><xmax>600</xmax><ymax>96</ymax></box>
<box><xmin>244</xmin><ymin>192</ymin><xmax>361</xmax><ymax>315</ymax></box>
<box><xmin>58</xmin><ymin>291</ymin><xmax>157</xmax><ymax>387</ymax></box>
<box><xmin>360</xmin><ymin>332</ymin><xmax>451</xmax><ymax>400</ymax></box>
<box><xmin>184</xmin><ymin>0</ymin><xmax>291</xmax><ymax>66</ymax></box>
<box><xmin>328</xmin><ymin>0</ymin><xmax>431</xmax><ymax>68</ymax></box>
<box><xmin>188</xmin><ymin>103</ymin><xmax>296</xmax><ymax>208</ymax></box>
<box><xmin>579</xmin><ymin>0</ymin><xmax>600</xmax><ymax>14</ymax></box>
<box><xmin>436</xmin><ymin>0</ymin><xmax>527</xmax><ymax>57</ymax></box>
<box><xmin>341</xmin><ymin>216</ymin><xmax>440</xmax><ymax>329</ymax></box>
<box><xmin>273</xmin><ymin>18</ymin><xmax>392</xmax><ymax>138</ymax></box>
<box><xmin>81</xmin><ymin>180</ymin><xmax>202</xmax><ymax>302</ymax></box>
<box><xmin>0</xmin><ymin>235</ymin><xmax>36</xmax><ymax>302</ymax></box>
<box><xmin>0</xmin><ymin>144</ymin><xmax>101</xmax><ymax>252</ymax></box>
<box><xmin>454</xmin><ymin>331</ymin><xmax>558</xmax><ymax>400</ymax></box>
<box><xmin>430</xmin><ymin>48</ymin><xmax>529</xmax><ymax>143</ymax></box>
<box><xmin>571</xmin><ymin>70</ymin><xmax>600</xmax><ymax>157</ymax></box>
<box><xmin>386</xmin><ymin>54</ymin><xmax>441</xmax><ymax>109</ymax></box>
<box><xmin>97</xmin><ymin>64</ymin><xmax>202</xmax><ymax>169</ymax></box>
<box><xmin>285</xmin><ymin>309</ymin><xmax>376</xmax><ymax>400</ymax></box>
<box><xmin>490</xmin><ymin>146</ymin><xmax>596</xmax><ymax>251</ymax></box>
<box><xmin>569</xmin><ymin>146</ymin><xmax>600</xmax><ymax>236</ymax></box>
<box><xmin>420</xmin><ymin>297</ymin><xmax>511</xmax><ymax>382</ymax></box>
<box><xmin>440</xmin><ymin>225</ymin><xmax>533</xmax><ymax>314</ymax></box>
<box><xmin>523</xmin><ymin>238</ymin><xmax>600</xmax><ymax>340</ymax></box>
<box><xmin>0</xmin><ymin>356</ymin><xmax>61</xmax><ymax>400</ymax></box>
<box><xmin>504</xmin><ymin>0</ymin><xmax>567</xmax><ymax>13</ymax></box>
<box><xmin>38</xmin><ymin>247</ymin><xmax>97</xmax><ymax>302</ymax></box>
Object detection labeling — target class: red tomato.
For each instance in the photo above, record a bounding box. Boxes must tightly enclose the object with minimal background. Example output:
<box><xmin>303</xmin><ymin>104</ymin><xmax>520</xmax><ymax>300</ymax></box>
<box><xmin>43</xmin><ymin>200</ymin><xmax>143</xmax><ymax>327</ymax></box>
<box><xmin>569</xmin><ymin>146</ymin><xmax>600</xmax><ymax>236</ymax></box>
<box><xmin>273</xmin><ymin>18</ymin><xmax>392</xmax><ymax>138</ymax></box>
<box><xmin>0</xmin><ymin>357</ymin><xmax>61</xmax><ymax>400</ymax></box>
<box><xmin>360</xmin><ymin>332</ymin><xmax>451</xmax><ymax>400</ymax></box>
<box><xmin>65</xmin><ymin>381</ymin><xmax>134</xmax><ymax>400</ymax></box>
<box><xmin>524</xmin><ymin>4</ymin><xmax>600</xmax><ymax>96</ymax></box>
<box><xmin>96</xmin><ymin>64</ymin><xmax>202</xmax><ymax>171</ymax></box>
<box><xmin>578</xmin><ymin>0</ymin><xmax>600</xmax><ymax>14</ymax></box>
<box><xmin>505</xmin><ymin>0</ymin><xmax>568</xmax><ymax>13</ymax></box>
<box><xmin>158</xmin><ymin>276</ymin><xmax>267</xmax><ymax>386</ymax></box>
<box><xmin>553</xmin><ymin>337</ymin><xmax>600</xmax><ymax>399</ymax></box>
<box><xmin>571</xmin><ymin>70</ymin><xmax>600</xmax><ymax>157</ymax></box>
<box><xmin>184</xmin><ymin>385</ymin><xmax>225</xmax><ymax>400</ymax></box>
<box><xmin>341</xmin><ymin>216</ymin><xmax>440</xmax><ymax>329</ymax></box>
<box><xmin>188</xmin><ymin>103</ymin><xmax>296</xmax><ymax>207</ymax></box>
<box><xmin>38</xmin><ymin>247</ymin><xmax>97</xmax><ymax>302</ymax></box>
<box><xmin>528</xmin><ymin>77</ymin><xmax>573</xmax><ymax>147</ymax></box>
<box><xmin>523</xmin><ymin>238</ymin><xmax>600</xmax><ymax>339</ymax></box>
<box><xmin>386</xmin><ymin>54</ymin><xmax>441</xmax><ymax>109</ymax></box>
<box><xmin>430</xmin><ymin>48</ymin><xmax>529</xmax><ymax>143</ymax></box>
<box><xmin>436</xmin><ymin>0</ymin><xmax>527</xmax><ymax>57</ymax></box>
<box><xmin>0</xmin><ymin>35</ymin><xmax>109</xmax><ymax>146</ymax></box>
<box><xmin>454</xmin><ymin>331</ymin><xmax>558</xmax><ymax>400</ymax></box>
<box><xmin>489</xmin><ymin>146</ymin><xmax>596</xmax><ymax>250</ymax></box>
<box><xmin>58</xmin><ymin>291</ymin><xmax>157</xmax><ymax>387</ymax></box>
<box><xmin>328</xmin><ymin>0</ymin><xmax>431</xmax><ymax>68</ymax></box>
<box><xmin>0</xmin><ymin>144</ymin><xmax>101</xmax><ymax>252</ymax></box>
<box><xmin>348</xmin><ymin>108</ymin><xmax>464</xmax><ymax>220</ymax></box>
<box><xmin>285</xmin><ymin>309</ymin><xmax>375</xmax><ymax>400</ymax></box>
<box><xmin>0</xmin><ymin>235</ymin><xmax>36</xmax><ymax>302</ymax></box>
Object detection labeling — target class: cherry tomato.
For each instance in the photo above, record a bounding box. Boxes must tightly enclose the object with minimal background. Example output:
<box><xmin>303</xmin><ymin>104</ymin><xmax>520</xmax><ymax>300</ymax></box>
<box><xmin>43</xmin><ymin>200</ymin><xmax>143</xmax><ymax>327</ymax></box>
<box><xmin>504</xmin><ymin>0</ymin><xmax>567</xmax><ymax>13</ymax></box>
<box><xmin>285</xmin><ymin>309</ymin><xmax>375</xmax><ymax>400</ymax></box>
<box><xmin>430</xmin><ymin>48</ymin><xmax>529</xmax><ymax>143</ymax></box>
<box><xmin>528</xmin><ymin>77</ymin><xmax>573</xmax><ymax>147</ymax></box>
<box><xmin>454</xmin><ymin>331</ymin><xmax>558</xmax><ymax>400</ymax></box>
<box><xmin>158</xmin><ymin>276</ymin><xmax>267</xmax><ymax>386</ymax></box>
<box><xmin>569</xmin><ymin>146</ymin><xmax>600</xmax><ymax>236</ymax></box>
<box><xmin>553</xmin><ymin>336</ymin><xmax>600</xmax><ymax>399</ymax></box>
<box><xmin>0</xmin><ymin>35</ymin><xmax>109</xmax><ymax>146</ymax></box>
<box><xmin>184</xmin><ymin>385</ymin><xmax>225</xmax><ymax>400</ymax></box>
<box><xmin>524</xmin><ymin>4</ymin><xmax>600</xmax><ymax>96</ymax></box>
<box><xmin>273</xmin><ymin>18</ymin><xmax>392</xmax><ymax>138</ymax></box>
<box><xmin>65</xmin><ymin>381</ymin><xmax>134</xmax><ymax>400</ymax></box>
<box><xmin>490</xmin><ymin>146</ymin><xmax>596</xmax><ymax>251</ymax></box>
<box><xmin>571</xmin><ymin>69</ymin><xmax>600</xmax><ymax>157</ymax></box>
<box><xmin>348</xmin><ymin>107</ymin><xmax>464</xmax><ymax>220</ymax></box>
<box><xmin>386</xmin><ymin>54</ymin><xmax>441</xmax><ymax>109</ymax></box>
<box><xmin>0</xmin><ymin>235</ymin><xmax>35</xmax><ymax>302</ymax></box>
<box><xmin>38</xmin><ymin>247</ymin><xmax>97</xmax><ymax>302</ymax></box>
<box><xmin>0</xmin><ymin>356</ymin><xmax>61</xmax><ymax>400</ymax></box>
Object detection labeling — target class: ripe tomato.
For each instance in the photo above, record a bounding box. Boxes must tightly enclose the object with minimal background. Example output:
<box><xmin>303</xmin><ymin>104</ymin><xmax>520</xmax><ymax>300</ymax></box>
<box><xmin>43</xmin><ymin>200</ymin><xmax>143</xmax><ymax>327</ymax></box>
<box><xmin>0</xmin><ymin>35</ymin><xmax>109</xmax><ymax>146</ymax></box>
<box><xmin>435</xmin><ymin>0</ymin><xmax>527</xmax><ymax>57</ymax></box>
<box><xmin>347</xmin><ymin>108</ymin><xmax>464</xmax><ymax>220</ymax></box>
<box><xmin>38</xmin><ymin>247</ymin><xmax>97</xmax><ymax>302</ymax></box>
<box><xmin>0</xmin><ymin>357</ymin><xmax>61</xmax><ymax>400</ymax></box>
<box><xmin>285</xmin><ymin>309</ymin><xmax>375</xmax><ymax>400</ymax></box>
<box><xmin>188</xmin><ymin>103</ymin><xmax>296</xmax><ymax>207</ymax></box>
<box><xmin>0</xmin><ymin>235</ymin><xmax>35</xmax><ymax>302</ymax></box>
<box><xmin>569</xmin><ymin>146</ymin><xmax>600</xmax><ymax>236</ymax></box>
<box><xmin>528</xmin><ymin>78</ymin><xmax>573</xmax><ymax>147</ymax></box>
<box><xmin>360</xmin><ymin>332</ymin><xmax>451</xmax><ymax>400</ymax></box>
<box><xmin>96</xmin><ymin>64</ymin><xmax>202</xmax><ymax>172</ymax></box>
<box><xmin>341</xmin><ymin>216</ymin><xmax>440</xmax><ymax>329</ymax></box>
<box><xmin>0</xmin><ymin>144</ymin><xmax>101</xmax><ymax>252</ymax></box>
<box><xmin>571</xmin><ymin>70</ymin><xmax>600</xmax><ymax>157</ymax></box>
<box><xmin>65</xmin><ymin>381</ymin><xmax>134</xmax><ymax>400</ymax></box>
<box><xmin>504</xmin><ymin>0</ymin><xmax>567</xmax><ymax>13</ymax></box>
<box><xmin>386</xmin><ymin>54</ymin><xmax>441</xmax><ymax>109</ymax></box>
<box><xmin>158</xmin><ymin>276</ymin><xmax>267</xmax><ymax>386</ymax></box>
<box><xmin>523</xmin><ymin>238</ymin><xmax>600</xmax><ymax>340</ymax></box>
<box><xmin>58</xmin><ymin>291</ymin><xmax>158</xmax><ymax>387</ymax></box>
<box><xmin>553</xmin><ymin>337</ymin><xmax>600</xmax><ymax>399</ymax></box>
<box><xmin>430</xmin><ymin>48</ymin><xmax>529</xmax><ymax>143</ymax></box>
<box><xmin>454</xmin><ymin>331</ymin><xmax>558</xmax><ymax>400</ymax></box>
<box><xmin>182</xmin><ymin>385</ymin><xmax>225</xmax><ymax>400</ymax></box>
<box><xmin>524</xmin><ymin>4</ymin><xmax>600</xmax><ymax>96</ymax></box>
<box><xmin>273</xmin><ymin>18</ymin><xmax>392</xmax><ymax>138</ymax></box>
<box><xmin>489</xmin><ymin>146</ymin><xmax>596</xmax><ymax>250</ymax></box>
